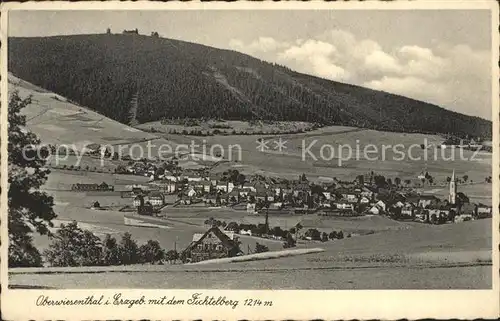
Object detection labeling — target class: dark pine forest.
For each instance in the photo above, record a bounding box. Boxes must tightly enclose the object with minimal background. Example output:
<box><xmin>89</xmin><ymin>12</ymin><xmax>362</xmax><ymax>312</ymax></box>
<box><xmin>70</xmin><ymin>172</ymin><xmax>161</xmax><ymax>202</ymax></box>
<box><xmin>8</xmin><ymin>33</ymin><xmax>492</xmax><ymax>139</ymax></box>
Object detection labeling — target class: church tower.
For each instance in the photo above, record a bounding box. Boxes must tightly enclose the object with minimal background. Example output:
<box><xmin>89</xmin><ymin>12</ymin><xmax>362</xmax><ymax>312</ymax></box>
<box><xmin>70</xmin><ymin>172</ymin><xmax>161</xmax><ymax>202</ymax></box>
<box><xmin>449</xmin><ymin>170</ymin><xmax>457</xmax><ymax>204</ymax></box>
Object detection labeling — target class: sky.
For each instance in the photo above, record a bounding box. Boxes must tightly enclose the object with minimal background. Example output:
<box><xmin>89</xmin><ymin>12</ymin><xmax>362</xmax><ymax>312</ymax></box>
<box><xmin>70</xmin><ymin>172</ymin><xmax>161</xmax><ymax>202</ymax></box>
<box><xmin>9</xmin><ymin>9</ymin><xmax>493</xmax><ymax>120</ymax></box>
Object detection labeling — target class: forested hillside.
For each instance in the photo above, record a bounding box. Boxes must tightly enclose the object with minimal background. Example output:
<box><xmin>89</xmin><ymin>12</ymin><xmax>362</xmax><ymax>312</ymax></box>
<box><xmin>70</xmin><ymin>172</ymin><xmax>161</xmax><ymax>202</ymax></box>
<box><xmin>8</xmin><ymin>34</ymin><xmax>491</xmax><ymax>138</ymax></box>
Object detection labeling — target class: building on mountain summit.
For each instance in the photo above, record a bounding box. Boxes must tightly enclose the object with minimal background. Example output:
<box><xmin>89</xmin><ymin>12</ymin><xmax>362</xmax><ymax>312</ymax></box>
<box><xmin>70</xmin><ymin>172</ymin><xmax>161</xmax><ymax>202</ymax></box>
<box><xmin>123</xmin><ymin>28</ymin><xmax>139</xmax><ymax>35</ymax></box>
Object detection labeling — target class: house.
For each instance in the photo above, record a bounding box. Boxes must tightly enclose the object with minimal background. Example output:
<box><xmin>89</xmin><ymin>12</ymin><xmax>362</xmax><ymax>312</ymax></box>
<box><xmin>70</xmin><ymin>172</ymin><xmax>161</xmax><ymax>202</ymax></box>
<box><xmin>375</xmin><ymin>200</ymin><xmax>386</xmax><ymax>212</ymax></box>
<box><xmin>228</xmin><ymin>189</ymin><xmax>241</xmax><ymax>203</ymax></box>
<box><xmin>182</xmin><ymin>226</ymin><xmax>241</xmax><ymax>263</ymax></box>
<box><xmin>246</xmin><ymin>203</ymin><xmax>256</xmax><ymax>214</ymax></box>
<box><xmin>97</xmin><ymin>182</ymin><xmax>113</xmax><ymax>191</ymax></box>
<box><xmin>162</xmin><ymin>170</ymin><xmax>180</xmax><ymax>182</ymax></box>
<box><xmin>186</xmin><ymin>172</ymin><xmax>203</xmax><ymax>182</ymax></box>
<box><xmin>191</xmin><ymin>180</ymin><xmax>211</xmax><ymax>194</ymax></box>
<box><xmin>246</xmin><ymin>190</ymin><xmax>257</xmax><ymax>202</ymax></box>
<box><xmin>435</xmin><ymin>201</ymin><xmax>451</xmax><ymax>219</ymax></box>
<box><xmin>137</xmin><ymin>202</ymin><xmax>154</xmax><ymax>216</ymax></box>
<box><xmin>265</xmin><ymin>191</ymin><xmax>275</xmax><ymax>202</ymax></box>
<box><xmin>274</xmin><ymin>183</ymin><xmax>291</xmax><ymax>197</ymax></box>
<box><xmin>256</xmin><ymin>190</ymin><xmax>267</xmax><ymax>202</ymax></box>
<box><xmin>360</xmin><ymin>186</ymin><xmax>376</xmax><ymax>199</ymax></box>
<box><xmin>219</xmin><ymin>193</ymin><xmax>229</xmax><ymax>205</ymax></box>
<box><xmin>242</xmin><ymin>182</ymin><xmax>257</xmax><ymax>193</ymax></box>
<box><xmin>421</xmin><ymin>201</ymin><xmax>450</xmax><ymax>223</ymax></box>
<box><xmin>336</xmin><ymin>187</ymin><xmax>358</xmax><ymax>202</ymax></box>
<box><xmin>187</xmin><ymin>187</ymin><xmax>197</xmax><ymax>198</ymax></box>
<box><xmin>322</xmin><ymin>191</ymin><xmax>332</xmax><ymax>200</ymax></box>
<box><xmin>208</xmin><ymin>173</ymin><xmax>222</xmax><ymax>186</ymax></box>
<box><xmin>203</xmin><ymin>194</ymin><xmax>219</xmax><ymax>205</ymax></box>
<box><xmin>215</xmin><ymin>182</ymin><xmax>234</xmax><ymax>193</ymax></box>
<box><xmin>320</xmin><ymin>200</ymin><xmax>332</xmax><ymax>208</ymax></box>
<box><xmin>152</xmin><ymin>180</ymin><xmax>177</xmax><ymax>194</ymax></box>
<box><xmin>123</xmin><ymin>28</ymin><xmax>139</xmax><ymax>35</ymax></box>
<box><xmin>359</xmin><ymin>196</ymin><xmax>370</xmax><ymax>204</ymax></box>
<box><xmin>253</xmin><ymin>181</ymin><xmax>268</xmax><ymax>191</ymax></box>
<box><xmin>239</xmin><ymin>187</ymin><xmax>252</xmax><ymax>198</ymax></box>
<box><xmin>334</xmin><ymin>199</ymin><xmax>354</xmax><ymax>211</ymax></box>
<box><xmin>427</xmin><ymin>207</ymin><xmax>441</xmax><ymax>220</ymax></box>
<box><xmin>418</xmin><ymin>195</ymin><xmax>439</xmax><ymax>208</ymax></box>
<box><xmin>413</xmin><ymin>209</ymin><xmax>427</xmax><ymax>222</ymax></box>
<box><xmin>454</xmin><ymin>213</ymin><xmax>473</xmax><ymax>223</ymax></box>
<box><xmin>85</xmin><ymin>143</ymin><xmax>102</xmax><ymax>155</ymax></box>
<box><xmin>368</xmin><ymin>205</ymin><xmax>383</xmax><ymax>215</ymax></box>
<box><xmin>460</xmin><ymin>203</ymin><xmax>476</xmax><ymax>216</ymax></box>
<box><xmin>239</xmin><ymin>229</ymin><xmax>252</xmax><ymax>236</ymax></box>
<box><xmin>216</xmin><ymin>181</ymin><xmax>230</xmax><ymax>192</ymax></box>
<box><xmin>149</xmin><ymin>191</ymin><xmax>165</xmax><ymax>208</ymax></box>
<box><xmin>269</xmin><ymin>202</ymin><xmax>283</xmax><ymax>210</ymax></box>
<box><xmin>293</xmin><ymin>183</ymin><xmax>311</xmax><ymax>197</ymax></box>
<box><xmin>293</xmin><ymin>183</ymin><xmax>311</xmax><ymax>203</ymax></box>
<box><xmin>401</xmin><ymin>202</ymin><xmax>415</xmax><ymax>218</ymax></box>
<box><xmin>393</xmin><ymin>201</ymin><xmax>404</xmax><ymax>208</ymax></box>
<box><xmin>131</xmin><ymin>186</ymin><xmax>143</xmax><ymax>195</ymax></box>
<box><xmin>346</xmin><ymin>193</ymin><xmax>359</xmax><ymax>203</ymax></box>
<box><xmin>133</xmin><ymin>195</ymin><xmax>145</xmax><ymax>207</ymax></box>
<box><xmin>191</xmin><ymin>181</ymin><xmax>203</xmax><ymax>191</ymax></box>
<box><xmin>281</xmin><ymin>184</ymin><xmax>293</xmax><ymax>196</ymax></box>
<box><xmin>476</xmin><ymin>204</ymin><xmax>492</xmax><ymax>218</ymax></box>
<box><xmin>404</xmin><ymin>194</ymin><xmax>420</xmax><ymax>207</ymax></box>
<box><xmin>164</xmin><ymin>180</ymin><xmax>177</xmax><ymax>194</ymax></box>
<box><xmin>274</xmin><ymin>185</ymin><xmax>283</xmax><ymax>197</ymax></box>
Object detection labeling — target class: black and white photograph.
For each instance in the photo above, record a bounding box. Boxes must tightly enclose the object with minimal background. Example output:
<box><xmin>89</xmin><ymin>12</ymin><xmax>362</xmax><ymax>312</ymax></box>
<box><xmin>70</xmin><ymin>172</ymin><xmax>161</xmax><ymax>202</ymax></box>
<box><xmin>1</xmin><ymin>1</ymin><xmax>499</xmax><ymax>320</ymax></box>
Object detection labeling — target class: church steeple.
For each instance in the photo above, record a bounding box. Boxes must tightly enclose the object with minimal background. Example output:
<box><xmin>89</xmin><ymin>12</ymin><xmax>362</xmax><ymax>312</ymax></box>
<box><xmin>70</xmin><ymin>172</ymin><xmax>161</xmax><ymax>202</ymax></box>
<box><xmin>449</xmin><ymin>170</ymin><xmax>457</xmax><ymax>205</ymax></box>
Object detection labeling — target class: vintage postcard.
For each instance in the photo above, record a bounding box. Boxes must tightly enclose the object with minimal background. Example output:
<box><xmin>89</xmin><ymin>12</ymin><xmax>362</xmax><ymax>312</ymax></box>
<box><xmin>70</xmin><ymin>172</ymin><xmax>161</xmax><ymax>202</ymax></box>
<box><xmin>1</xmin><ymin>1</ymin><xmax>499</xmax><ymax>320</ymax></box>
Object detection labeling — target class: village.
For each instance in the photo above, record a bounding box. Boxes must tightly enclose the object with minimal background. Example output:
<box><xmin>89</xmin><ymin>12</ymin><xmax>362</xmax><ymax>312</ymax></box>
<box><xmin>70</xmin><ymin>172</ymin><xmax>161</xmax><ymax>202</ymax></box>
<box><xmin>56</xmin><ymin>147</ymin><xmax>493</xmax><ymax>264</ymax></box>
<box><xmin>112</xmin><ymin>157</ymin><xmax>492</xmax><ymax>221</ymax></box>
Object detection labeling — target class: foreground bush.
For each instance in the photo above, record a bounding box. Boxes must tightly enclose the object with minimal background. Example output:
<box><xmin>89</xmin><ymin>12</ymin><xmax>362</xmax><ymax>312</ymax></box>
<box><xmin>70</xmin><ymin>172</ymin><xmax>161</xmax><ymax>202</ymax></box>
<box><xmin>139</xmin><ymin>240</ymin><xmax>165</xmax><ymax>264</ymax></box>
<box><xmin>9</xmin><ymin>235</ymin><xmax>43</xmax><ymax>268</ymax></box>
<box><xmin>118</xmin><ymin>232</ymin><xmax>140</xmax><ymax>265</ymax></box>
<box><xmin>102</xmin><ymin>234</ymin><xmax>121</xmax><ymax>265</ymax></box>
<box><xmin>44</xmin><ymin>221</ymin><xmax>102</xmax><ymax>267</ymax></box>
<box><xmin>255</xmin><ymin>242</ymin><xmax>269</xmax><ymax>253</ymax></box>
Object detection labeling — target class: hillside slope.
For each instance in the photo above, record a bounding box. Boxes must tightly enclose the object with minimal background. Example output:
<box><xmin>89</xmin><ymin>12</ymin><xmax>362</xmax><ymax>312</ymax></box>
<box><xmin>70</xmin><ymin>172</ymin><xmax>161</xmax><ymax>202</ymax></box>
<box><xmin>8</xmin><ymin>34</ymin><xmax>491</xmax><ymax>138</ymax></box>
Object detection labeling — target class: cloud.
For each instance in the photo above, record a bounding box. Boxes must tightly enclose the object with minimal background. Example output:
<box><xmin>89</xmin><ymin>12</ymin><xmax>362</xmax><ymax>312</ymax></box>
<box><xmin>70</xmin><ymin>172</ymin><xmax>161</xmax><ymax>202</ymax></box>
<box><xmin>364</xmin><ymin>50</ymin><xmax>402</xmax><ymax>74</ymax></box>
<box><xmin>399</xmin><ymin>45</ymin><xmax>434</xmax><ymax>60</ymax></box>
<box><xmin>280</xmin><ymin>39</ymin><xmax>337</xmax><ymax>60</ymax></box>
<box><xmin>277</xmin><ymin>39</ymin><xmax>350</xmax><ymax>81</ymax></box>
<box><xmin>227</xmin><ymin>30</ymin><xmax>491</xmax><ymax>119</ymax></box>
<box><xmin>364</xmin><ymin>76</ymin><xmax>449</xmax><ymax>105</ymax></box>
